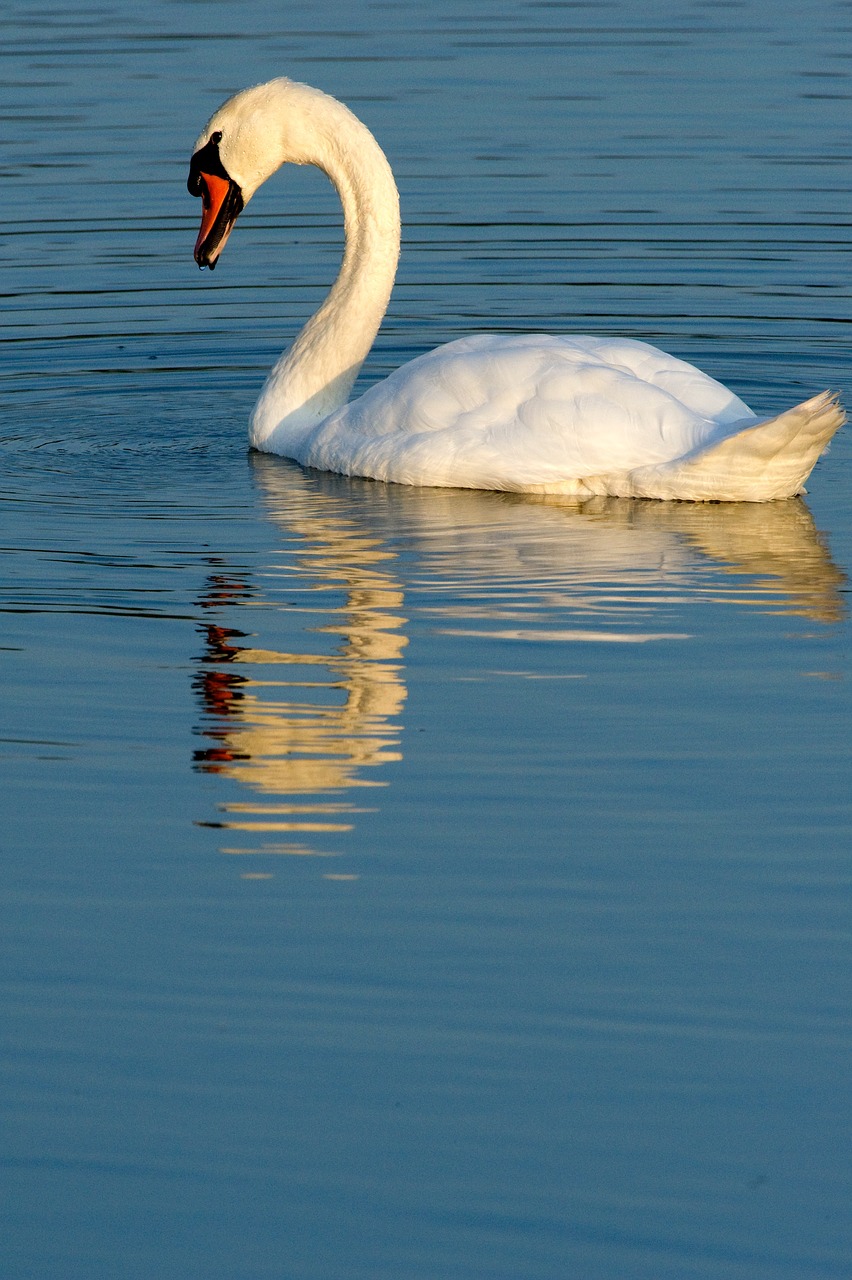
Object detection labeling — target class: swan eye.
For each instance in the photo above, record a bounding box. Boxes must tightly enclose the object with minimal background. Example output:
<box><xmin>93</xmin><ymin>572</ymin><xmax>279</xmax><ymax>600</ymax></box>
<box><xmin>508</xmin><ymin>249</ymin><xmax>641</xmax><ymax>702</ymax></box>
<box><xmin>187</xmin><ymin>130</ymin><xmax>230</xmax><ymax>197</ymax></box>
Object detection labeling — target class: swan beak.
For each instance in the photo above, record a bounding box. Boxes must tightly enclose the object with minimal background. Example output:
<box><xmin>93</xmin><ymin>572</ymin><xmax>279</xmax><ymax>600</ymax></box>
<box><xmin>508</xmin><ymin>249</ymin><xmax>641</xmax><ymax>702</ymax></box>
<box><xmin>189</xmin><ymin>167</ymin><xmax>244</xmax><ymax>270</ymax></box>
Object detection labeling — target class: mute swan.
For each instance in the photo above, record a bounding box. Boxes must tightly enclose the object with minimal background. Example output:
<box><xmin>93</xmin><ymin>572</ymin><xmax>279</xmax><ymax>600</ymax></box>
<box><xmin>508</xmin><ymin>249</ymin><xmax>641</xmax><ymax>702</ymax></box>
<box><xmin>188</xmin><ymin>78</ymin><xmax>844</xmax><ymax>500</ymax></box>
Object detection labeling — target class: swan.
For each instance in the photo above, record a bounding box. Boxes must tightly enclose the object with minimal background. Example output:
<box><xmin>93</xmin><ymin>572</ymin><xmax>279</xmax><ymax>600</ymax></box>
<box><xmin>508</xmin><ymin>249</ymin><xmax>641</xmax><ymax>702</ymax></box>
<box><xmin>188</xmin><ymin>77</ymin><xmax>844</xmax><ymax>500</ymax></box>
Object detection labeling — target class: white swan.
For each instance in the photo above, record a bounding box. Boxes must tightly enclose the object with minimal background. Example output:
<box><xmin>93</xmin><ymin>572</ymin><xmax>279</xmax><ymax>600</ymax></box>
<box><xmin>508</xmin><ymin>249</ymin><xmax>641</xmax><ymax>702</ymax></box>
<box><xmin>188</xmin><ymin>78</ymin><xmax>844</xmax><ymax>501</ymax></box>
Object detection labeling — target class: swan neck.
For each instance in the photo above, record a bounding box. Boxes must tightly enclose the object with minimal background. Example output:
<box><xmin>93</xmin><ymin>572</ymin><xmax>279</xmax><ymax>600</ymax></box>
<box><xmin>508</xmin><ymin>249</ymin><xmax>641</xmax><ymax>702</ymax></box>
<box><xmin>249</xmin><ymin>94</ymin><xmax>400</xmax><ymax>452</ymax></box>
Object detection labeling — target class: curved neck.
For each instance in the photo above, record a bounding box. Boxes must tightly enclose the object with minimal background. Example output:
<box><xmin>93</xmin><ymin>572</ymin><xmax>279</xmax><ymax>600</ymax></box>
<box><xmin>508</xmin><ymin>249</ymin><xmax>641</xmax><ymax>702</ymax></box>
<box><xmin>248</xmin><ymin>97</ymin><xmax>400</xmax><ymax>452</ymax></box>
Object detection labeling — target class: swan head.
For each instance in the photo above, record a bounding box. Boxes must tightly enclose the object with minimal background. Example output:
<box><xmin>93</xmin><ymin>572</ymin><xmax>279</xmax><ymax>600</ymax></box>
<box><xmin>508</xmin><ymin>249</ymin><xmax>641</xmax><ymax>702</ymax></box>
<box><xmin>188</xmin><ymin>78</ymin><xmax>347</xmax><ymax>270</ymax></box>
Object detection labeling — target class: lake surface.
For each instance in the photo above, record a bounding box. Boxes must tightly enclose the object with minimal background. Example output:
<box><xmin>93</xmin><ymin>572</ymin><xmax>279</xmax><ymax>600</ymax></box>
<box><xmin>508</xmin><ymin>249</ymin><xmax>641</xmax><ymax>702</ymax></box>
<box><xmin>2</xmin><ymin>1</ymin><xmax>851</xmax><ymax>1276</ymax></box>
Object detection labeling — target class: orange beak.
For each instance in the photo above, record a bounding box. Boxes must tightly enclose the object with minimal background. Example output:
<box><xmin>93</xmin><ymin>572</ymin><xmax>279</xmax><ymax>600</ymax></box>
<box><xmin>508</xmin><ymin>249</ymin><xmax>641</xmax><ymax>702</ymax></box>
<box><xmin>195</xmin><ymin>172</ymin><xmax>232</xmax><ymax>260</ymax></box>
<box><xmin>188</xmin><ymin>137</ymin><xmax>244</xmax><ymax>270</ymax></box>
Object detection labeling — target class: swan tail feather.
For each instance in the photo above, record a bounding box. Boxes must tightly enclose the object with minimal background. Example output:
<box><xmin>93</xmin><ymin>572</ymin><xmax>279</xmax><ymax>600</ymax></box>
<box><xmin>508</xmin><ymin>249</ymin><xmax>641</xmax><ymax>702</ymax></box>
<box><xmin>618</xmin><ymin>391</ymin><xmax>845</xmax><ymax>501</ymax></box>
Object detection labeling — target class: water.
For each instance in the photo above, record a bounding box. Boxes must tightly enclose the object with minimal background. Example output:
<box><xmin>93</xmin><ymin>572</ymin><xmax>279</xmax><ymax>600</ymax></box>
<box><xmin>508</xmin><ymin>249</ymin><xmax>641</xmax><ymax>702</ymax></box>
<box><xmin>2</xmin><ymin>2</ymin><xmax>851</xmax><ymax>1276</ymax></box>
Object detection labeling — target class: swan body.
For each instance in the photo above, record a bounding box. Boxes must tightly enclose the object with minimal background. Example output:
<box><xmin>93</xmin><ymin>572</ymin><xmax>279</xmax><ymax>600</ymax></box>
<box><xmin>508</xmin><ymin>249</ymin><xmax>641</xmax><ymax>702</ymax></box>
<box><xmin>189</xmin><ymin>78</ymin><xmax>844</xmax><ymax>500</ymax></box>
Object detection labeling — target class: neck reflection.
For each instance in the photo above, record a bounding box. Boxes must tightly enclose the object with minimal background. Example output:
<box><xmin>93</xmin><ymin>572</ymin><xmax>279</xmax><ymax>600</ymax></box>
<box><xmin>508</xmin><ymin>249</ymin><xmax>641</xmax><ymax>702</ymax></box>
<box><xmin>193</xmin><ymin>473</ymin><xmax>407</xmax><ymax>866</ymax></box>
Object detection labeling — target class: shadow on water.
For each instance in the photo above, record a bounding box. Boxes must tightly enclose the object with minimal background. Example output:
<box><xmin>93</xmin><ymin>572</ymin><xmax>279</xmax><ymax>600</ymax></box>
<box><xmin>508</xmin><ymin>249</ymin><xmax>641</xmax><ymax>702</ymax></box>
<box><xmin>191</xmin><ymin>454</ymin><xmax>846</xmax><ymax>863</ymax></box>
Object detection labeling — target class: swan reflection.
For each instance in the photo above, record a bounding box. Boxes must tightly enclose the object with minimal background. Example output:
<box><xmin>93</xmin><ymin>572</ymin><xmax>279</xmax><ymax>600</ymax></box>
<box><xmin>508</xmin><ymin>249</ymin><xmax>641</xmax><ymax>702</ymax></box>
<box><xmin>193</xmin><ymin>491</ymin><xmax>407</xmax><ymax>864</ymax></box>
<box><xmin>193</xmin><ymin>460</ymin><xmax>844</xmax><ymax>867</ymax></box>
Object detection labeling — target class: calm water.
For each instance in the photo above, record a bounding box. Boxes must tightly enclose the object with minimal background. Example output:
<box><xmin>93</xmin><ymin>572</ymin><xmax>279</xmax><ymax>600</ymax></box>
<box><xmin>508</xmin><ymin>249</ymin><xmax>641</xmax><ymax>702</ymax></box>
<box><xmin>2</xmin><ymin>1</ymin><xmax>851</xmax><ymax>1276</ymax></box>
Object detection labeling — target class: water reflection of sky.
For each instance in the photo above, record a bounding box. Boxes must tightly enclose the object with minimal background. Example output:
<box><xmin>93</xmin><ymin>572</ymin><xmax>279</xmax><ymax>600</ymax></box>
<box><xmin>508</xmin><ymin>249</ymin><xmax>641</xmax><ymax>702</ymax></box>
<box><xmin>4</xmin><ymin>3</ymin><xmax>851</xmax><ymax>1275</ymax></box>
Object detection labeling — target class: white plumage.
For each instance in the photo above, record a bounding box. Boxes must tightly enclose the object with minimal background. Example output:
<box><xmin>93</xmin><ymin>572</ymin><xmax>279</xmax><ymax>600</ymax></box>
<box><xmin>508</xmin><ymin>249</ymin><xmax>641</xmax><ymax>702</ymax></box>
<box><xmin>189</xmin><ymin>78</ymin><xmax>844</xmax><ymax>501</ymax></box>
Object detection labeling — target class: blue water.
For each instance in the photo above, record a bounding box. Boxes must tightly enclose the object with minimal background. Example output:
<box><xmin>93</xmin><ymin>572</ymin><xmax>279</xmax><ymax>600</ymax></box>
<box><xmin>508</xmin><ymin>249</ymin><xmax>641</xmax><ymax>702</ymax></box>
<box><xmin>2</xmin><ymin>2</ymin><xmax>851</xmax><ymax>1277</ymax></box>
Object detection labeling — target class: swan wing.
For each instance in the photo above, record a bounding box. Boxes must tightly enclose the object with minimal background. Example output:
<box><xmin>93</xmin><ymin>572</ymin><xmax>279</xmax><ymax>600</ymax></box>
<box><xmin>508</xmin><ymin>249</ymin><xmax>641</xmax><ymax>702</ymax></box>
<box><xmin>297</xmin><ymin>335</ymin><xmax>758</xmax><ymax>491</ymax></box>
